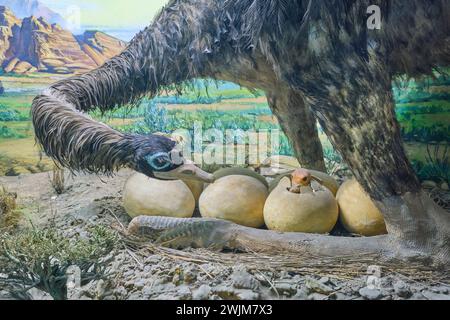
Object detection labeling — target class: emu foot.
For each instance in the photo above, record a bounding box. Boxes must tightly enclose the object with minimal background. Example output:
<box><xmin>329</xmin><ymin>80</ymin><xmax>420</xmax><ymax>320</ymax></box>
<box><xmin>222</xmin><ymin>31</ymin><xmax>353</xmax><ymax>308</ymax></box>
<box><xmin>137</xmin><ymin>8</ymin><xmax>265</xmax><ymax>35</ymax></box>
<box><xmin>128</xmin><ymin>216</ymin><xmax>236</xmax><ymax>250</ymax></box>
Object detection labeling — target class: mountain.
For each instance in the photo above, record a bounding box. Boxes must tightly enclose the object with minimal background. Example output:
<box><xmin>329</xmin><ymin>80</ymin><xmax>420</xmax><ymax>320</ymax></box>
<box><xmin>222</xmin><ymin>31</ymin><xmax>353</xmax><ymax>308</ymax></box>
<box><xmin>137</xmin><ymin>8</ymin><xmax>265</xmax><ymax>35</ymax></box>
<box><xmin>0</xmin><ymin>6</ymin><xmax>20</xmax><ymax>63</ymax></box>
<box><xmin>0</xmin><ymin>6</ymin><xmax>127</xmax><ymax>75</ymax></box>
<box><xmin>0</xmin><ymin>0</ymin><xmax>67</xmax><ymax>28</ymax></box>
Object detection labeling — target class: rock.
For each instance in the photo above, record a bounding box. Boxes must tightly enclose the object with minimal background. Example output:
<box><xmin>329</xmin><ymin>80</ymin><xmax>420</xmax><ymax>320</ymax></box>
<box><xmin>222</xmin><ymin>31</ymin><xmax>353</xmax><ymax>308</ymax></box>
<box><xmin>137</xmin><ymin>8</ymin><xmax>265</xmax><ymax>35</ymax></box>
<box><xmin>193</xmin><ymin>285</ymin><xmax>212</xmax><ymax>300</ymax></box>
<box><xmin>393</xmin><ymin>280</ymin><xmax>412</xmax><ymax>298</ymax></box>
<box><xmin>212</xmin><ymin>285</ymin><xmax>240</xmax><ymax>299</ymax></box>
<box><xmin>306</xmin><ymin>277</ymin><xmax>335</xmax><ymax>295</ymax></box>
<box><xmin>236</xmin><ymin>290</ymin><xmax>260</xmax><ymax>300</ymax></box>
<box><xmin>177</xmin><ymin>285</ymin><xmax>192</xmax><ymax>300</ymax></box>
<box><xmin>274</xmin><ymin>282</ymin><xmax>297</xmax><ymax>297</ymax></box>
<box><xmin>308</xmin><ymin>293</ymin><xmax>328</xmax><ymax>300</ymax></box>
<box><xmin>231</xmin><ymin>269</ymin><xmax>260</xmax><ymax>290</ymax></box>
<box><xmin>359</xmin><ymin>287</ymin><xmax>383</xmax><ymax>300</ymax></box>
<box><xmin>330</xmin><ymin>292</ymin><xmax>350</xmax><ymax>300</ymax></box>
<box><xmin>27</xmin><ymin>288</ymin><xmax>54</xmax><ymax>300</ymax></box>
<box><xmin>422</xmin><ymin>180</ymin><xmax>437</xmax><ymax>189</ymax></box>
<box><xmin>183</xmin><ymin>266</ymin><xmax>198</xmax><ymax>284</ymax></box>
<box><xmin>431</xmin><ymin>286</ymin><xmax>449</xmax><ymax>294</ymax></box>
<box><xmin>293</xmin><ymin>287</ymin><xmax>309</xmax><ymax>300</ymax></box>
<box><xmin>409</xmin><ymin>293</ymin><xmax>427</xmax><ymax>300</ymax></box>
<box><xmin>11</xmin><ymin>61</ymin><xmax>33</xmax><ymax>73</ymax></box>
<box><xmin>440</xmin><ymin>182</ymin><xmax>449</xmax><ymax>191</ymax></box>
<box><xmin>128</xmin><ymin>293</ymin><xmax>143</xmax><ymax>300</ymax></box>
<box><xmin>134</xmin><ymin>279</ymin><xmax>147</xmax><ymax>290</ymax></box>
<box><xmin>422</xmin><ymin>290</ymin><xmax>450</xmax><ymax>300</ymax></box>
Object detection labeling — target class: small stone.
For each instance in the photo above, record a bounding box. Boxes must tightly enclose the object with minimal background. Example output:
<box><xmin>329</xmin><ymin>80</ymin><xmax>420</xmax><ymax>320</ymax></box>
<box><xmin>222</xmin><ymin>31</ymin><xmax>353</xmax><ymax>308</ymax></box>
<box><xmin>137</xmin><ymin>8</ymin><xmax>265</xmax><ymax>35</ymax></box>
<box><xmin>177</xmin><ymin>285</ymin><xmax>192</xmax><ymax>300</ymax></box>
<box><xmin>421</xmin><ymin>180</ymin><xmax>437</xmax><ymax>189</ymax></box>
<box><xmin>431</xmin><ymin>286</ymin><xmax>449</xmax><ymax>294</ymax></box>
<box><xmin>359</xmin><ymin>287</ymin><xmax>383</xmax><ymax>300</ymax></box>
<box><xmin>155</xmin><ymin>294</ymin><xmax>177</xmax><ymax>300</ymax></box>
<box><xmin>292</xmin><ymin>287</ymin><xmax>309</xmax><ymax>300</ymax></box>
<box><xmin>274</xmin><ymin>282</ymin><xmax>297</xmax><ymax>297</ymax></box>
<box><xmin>319</xmin><ymin>277</ymin><xmax>330</xmax><ymax>284</ymax></box>
<box><xmin>183</xmin><ymin>266</ymin><xmax>198</xmax><ymax>284</ymax></box>
<box><xmin>236</xmin><ymin>290</ymin><xmax>260</xmax><ymax>300</ymax></box>
<box><xmin>134</xmin><ymin>279</ymin><xmax>147</xmax><ymax>290</ymax></box>
<box><xmin>213</xmin><ymin>285</ymin><xmax>239</xmax><ymax>300</ymax></box>
<box><xmin>308</xmin><ymin>293</ymin><xmax>328</xmax><ymax>300</ymax></box>
<box><xmin>393</xmin><ymin>280</ymin><xmax>412</xmax><ymax>298</ymax></box>
<box><xmin>27</xmin><ymin>288</ymin><xmax>54</xmax><ymax>300</ymax></box>
<box><xmin>193</xmin><ymin>285</ymin><xmax>211</xmax><ymax>300</ymax></box>
<box><xmin>422</xmin><ymin>290</ymin><xmax>450</xmax><ymax>300</ymax></box>
<box><xmin>440</xmin><ymin>182</ymin><xmax>449</xmax><ymax>191</ymax></box>
<box><xmin>128</xmin><ymin>293</ymin><xmax>143</xmax><ymax>300</ymax></box>
<box><xmin>124</xmin><ymin>280</ymin><xmax>135</xmax><ymax>289</ymax></box>
<box><xmin>123</xmin><ymin>270</ymin><xmax>135</xmax><ymax>278</ymax></box>
<box><xmin>306</xmin><ymin>277</ymin><xmax>334</xmax><ymax>295</ymax></box>
<box><xmin>409</xmin><ymin>293</ymin><xmax>426</xmax><ymax>300</ymax></box>
<box><xmin>330</xmin><ymin>292</ymin><xmax>350</xmax><ymax>300</ymax></box>
<box><xmin>231</xmin><ymin>270</ymin><xmax>260</xmax><ymax>290</ymax></box>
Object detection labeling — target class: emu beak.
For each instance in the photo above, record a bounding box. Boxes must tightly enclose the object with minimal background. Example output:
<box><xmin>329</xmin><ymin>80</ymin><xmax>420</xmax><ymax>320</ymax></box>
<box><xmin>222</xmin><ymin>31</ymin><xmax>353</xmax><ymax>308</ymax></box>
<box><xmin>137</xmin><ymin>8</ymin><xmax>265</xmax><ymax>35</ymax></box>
<box><xmin>154</xmin><ymin>163</ymin><xmax>215</xmax><ymax>183</ymax></box>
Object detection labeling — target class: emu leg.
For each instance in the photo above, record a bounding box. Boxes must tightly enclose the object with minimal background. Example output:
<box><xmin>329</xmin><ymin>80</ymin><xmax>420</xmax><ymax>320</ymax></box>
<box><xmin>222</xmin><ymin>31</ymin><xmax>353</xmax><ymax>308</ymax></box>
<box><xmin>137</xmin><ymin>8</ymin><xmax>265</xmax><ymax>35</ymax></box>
<box><xmin>296</xmin><ymin>60</ymin><xmax>450</xmax><ymax>262</ymax></box>
<box><xmin>266</xmin><ymin>89</ymin><xmax>326</xmax><ymax>172</ymax></box>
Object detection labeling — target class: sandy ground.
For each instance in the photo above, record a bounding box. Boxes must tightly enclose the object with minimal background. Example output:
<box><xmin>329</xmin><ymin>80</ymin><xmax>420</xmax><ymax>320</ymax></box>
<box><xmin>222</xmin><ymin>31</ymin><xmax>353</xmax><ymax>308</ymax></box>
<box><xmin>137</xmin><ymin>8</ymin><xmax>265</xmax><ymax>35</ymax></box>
<box><xmin>0</xmin><ymin>170</ymin><xmax>449</xmax><ymax>300</ymax></box>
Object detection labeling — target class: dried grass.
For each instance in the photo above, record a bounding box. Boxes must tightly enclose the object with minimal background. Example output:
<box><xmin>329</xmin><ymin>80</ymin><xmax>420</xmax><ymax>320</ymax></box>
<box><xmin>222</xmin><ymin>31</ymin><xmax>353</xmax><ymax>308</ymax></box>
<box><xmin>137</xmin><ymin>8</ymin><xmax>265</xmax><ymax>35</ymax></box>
<box><xmin>120</xmin><ymin>231</ymin><xmax>450</xmax><ymax>284</ymax></box>
<box><xmin>0</xmin><ymin>185</ymin><xmax>20</xmax><ymax>230</ymax></box>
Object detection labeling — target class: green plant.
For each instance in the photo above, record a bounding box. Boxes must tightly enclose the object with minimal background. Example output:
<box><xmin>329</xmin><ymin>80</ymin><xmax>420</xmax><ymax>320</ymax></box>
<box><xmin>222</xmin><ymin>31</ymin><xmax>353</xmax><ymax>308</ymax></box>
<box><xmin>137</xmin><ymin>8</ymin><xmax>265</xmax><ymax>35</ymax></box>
<box><xmin>0</xmin><ymin>185</ymin><xmax>20</xmax><ymax>230</ymax></box>
<box><xmin>0</xmin><ymin>225</ymin><xmax>119</xmax><ymax>300</ymax></box>
<box><xmin>0</xmin><ymin>125</ymin><xmax>26</xmax><ymax>139</ymax></box>
<box><xmin>420</xmin><ymin>143</ymin><xmax>450</xmax><ymax>183</ymax></box>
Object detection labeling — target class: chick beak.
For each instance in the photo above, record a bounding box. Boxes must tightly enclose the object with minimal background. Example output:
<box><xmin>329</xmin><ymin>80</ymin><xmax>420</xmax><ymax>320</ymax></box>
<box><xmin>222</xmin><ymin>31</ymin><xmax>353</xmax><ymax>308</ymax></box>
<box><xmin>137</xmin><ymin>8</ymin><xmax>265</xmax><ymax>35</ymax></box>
<box><xmin>153</xmin><ymin>163</ymin><xmax>215</xmax><ymax>183</ymax></box>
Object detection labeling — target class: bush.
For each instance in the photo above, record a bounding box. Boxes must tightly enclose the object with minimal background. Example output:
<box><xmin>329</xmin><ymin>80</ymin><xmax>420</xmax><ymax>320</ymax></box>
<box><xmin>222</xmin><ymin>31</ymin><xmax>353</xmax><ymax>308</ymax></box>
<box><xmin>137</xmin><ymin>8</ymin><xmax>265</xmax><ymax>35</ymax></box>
<box><xmin>0</xmin><ymin>105</ymin><xmax>29</xmax><ymax>122</ymax></box>
<box><xmin>0</xmin><ymin>226</ymin><xmax>119</xmax><ymax>300</ymax></box>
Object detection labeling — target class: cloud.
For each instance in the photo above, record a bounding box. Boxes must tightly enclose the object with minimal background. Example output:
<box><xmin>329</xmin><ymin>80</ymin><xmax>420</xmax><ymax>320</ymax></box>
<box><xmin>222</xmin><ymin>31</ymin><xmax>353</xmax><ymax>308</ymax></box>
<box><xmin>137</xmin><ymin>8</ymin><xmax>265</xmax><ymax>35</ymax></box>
<box><xmin>40</xmin><ymin>0</ymin><xmax>169</xmax><ymax>28</ymax></box>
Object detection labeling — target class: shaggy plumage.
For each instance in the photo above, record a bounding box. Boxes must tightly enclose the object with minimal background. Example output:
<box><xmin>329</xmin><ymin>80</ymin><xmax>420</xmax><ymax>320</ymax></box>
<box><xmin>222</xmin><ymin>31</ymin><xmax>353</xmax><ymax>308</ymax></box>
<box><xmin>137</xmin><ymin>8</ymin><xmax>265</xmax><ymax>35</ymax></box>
<box><xmin>31</xmin><ymin>0</ymin><xmax>450</xmax><ymax>180</ymax></box>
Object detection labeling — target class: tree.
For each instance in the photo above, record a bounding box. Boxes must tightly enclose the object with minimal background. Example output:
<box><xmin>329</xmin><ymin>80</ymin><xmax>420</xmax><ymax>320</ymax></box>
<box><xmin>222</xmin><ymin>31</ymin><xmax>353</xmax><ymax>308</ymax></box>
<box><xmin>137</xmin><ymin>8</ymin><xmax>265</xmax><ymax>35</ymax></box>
<box><xmin>31</xmin><ymin>0</ymin><xmax>450</xmax><ymax>263</ymax></box>
<box><xmin>0</xmin><ymin>80</ymin><xmax>4</xmax><ymax>95</ymax></box>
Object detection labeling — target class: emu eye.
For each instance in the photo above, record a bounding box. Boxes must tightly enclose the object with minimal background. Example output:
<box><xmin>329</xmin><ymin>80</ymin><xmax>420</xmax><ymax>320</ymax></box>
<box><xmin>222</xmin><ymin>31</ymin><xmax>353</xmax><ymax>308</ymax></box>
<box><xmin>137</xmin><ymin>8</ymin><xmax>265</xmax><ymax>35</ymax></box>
<box><xmin>146</xmin><ymin>152</ymin><xmax>172</xmax><ymax>171</ymax></box>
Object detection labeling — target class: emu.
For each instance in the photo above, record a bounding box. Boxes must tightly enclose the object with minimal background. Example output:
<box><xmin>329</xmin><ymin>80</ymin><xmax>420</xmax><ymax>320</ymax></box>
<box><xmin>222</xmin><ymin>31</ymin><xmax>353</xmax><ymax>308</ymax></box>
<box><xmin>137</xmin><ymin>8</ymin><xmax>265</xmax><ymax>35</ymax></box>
<box><xmin>31</xmin><ymin>0</ymin><xmax>450</xmax><ymax>263</ymax></box>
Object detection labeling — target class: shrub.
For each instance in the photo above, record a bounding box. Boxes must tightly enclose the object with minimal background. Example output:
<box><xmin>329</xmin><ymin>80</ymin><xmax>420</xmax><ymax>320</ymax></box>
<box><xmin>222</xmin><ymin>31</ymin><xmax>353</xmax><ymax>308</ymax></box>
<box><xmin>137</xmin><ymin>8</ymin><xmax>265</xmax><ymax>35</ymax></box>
<box><xmin>0</xmin><ymin>226</ymin><xmax>119</xmax><ymax>300</ymax></box>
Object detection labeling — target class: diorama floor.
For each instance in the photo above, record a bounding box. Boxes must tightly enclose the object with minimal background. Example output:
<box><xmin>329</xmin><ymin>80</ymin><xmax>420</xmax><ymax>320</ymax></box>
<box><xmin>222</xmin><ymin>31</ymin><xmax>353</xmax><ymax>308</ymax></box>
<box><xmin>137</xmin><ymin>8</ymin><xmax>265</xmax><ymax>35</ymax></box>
<box><xmin>0</xmin><ymin>170</ymin><xmax>449</xmax><ymax>300</ymax></box>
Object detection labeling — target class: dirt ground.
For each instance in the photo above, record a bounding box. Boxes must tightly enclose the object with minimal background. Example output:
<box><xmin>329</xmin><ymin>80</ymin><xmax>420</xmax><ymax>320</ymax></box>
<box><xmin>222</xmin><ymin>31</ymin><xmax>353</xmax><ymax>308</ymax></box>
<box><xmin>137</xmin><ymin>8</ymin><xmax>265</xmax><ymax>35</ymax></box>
<box><xmin>0</xmin><ymin>170</ymin><xmax>449</xmax><ymax>300</ymax></box>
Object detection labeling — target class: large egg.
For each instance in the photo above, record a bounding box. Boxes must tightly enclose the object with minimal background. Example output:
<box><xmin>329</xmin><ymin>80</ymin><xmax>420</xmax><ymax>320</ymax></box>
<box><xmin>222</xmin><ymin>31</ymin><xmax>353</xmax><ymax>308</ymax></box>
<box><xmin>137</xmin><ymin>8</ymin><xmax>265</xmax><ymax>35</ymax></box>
<box><xmin>123</xmin><ymin>173</ymin><xmax>195</xmax><ymax>218</ymax></box>
<box><xmin>264</xmin><ymin>177</ymin><xmax>339</xmax><ymax>233</ymax></box>
<box><xmin>199</xmin><ymin>169</ymin><xmax>268</xmax><ymax>228</ymax></box>
<box><xmin>336</xmin><ymin>179</ymin><xmax>387</xmax><ymax>236</ymax></box>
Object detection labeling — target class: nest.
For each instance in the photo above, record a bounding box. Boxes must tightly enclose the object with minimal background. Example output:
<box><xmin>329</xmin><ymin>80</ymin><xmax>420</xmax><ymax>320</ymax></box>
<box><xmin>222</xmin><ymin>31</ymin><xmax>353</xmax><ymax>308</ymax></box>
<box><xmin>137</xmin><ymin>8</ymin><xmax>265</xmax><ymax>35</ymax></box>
<box><xmin>121</xmin><ymin>232</ymin><xmax>450</xmax><ymax>284</ymax></box>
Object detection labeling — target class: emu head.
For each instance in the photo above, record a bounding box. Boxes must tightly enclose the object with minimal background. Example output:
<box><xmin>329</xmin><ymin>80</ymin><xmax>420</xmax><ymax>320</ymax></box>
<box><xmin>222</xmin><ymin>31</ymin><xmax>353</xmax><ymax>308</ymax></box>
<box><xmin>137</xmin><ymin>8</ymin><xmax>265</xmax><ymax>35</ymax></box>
<box><xmin>133</xmin><ymin>134</ymin><xmax>214</xmax><ymax>183</ymax></box>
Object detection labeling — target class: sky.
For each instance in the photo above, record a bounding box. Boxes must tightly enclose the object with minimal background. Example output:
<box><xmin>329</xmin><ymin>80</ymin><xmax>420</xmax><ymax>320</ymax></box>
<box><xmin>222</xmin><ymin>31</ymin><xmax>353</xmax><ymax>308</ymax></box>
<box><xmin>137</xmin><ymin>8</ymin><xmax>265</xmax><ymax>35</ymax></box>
<box><xmin>40</xmin><ymin>0</ymin><xmax>170</xmax><ymax>40</ymax></box>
